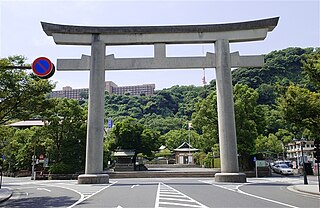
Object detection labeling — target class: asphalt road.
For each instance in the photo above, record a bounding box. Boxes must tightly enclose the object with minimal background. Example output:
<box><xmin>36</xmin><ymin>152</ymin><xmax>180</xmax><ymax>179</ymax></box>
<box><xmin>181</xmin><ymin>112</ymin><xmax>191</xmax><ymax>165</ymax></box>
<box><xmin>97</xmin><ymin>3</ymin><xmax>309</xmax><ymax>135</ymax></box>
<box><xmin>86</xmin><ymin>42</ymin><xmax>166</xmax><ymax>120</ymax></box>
<box><xmin>1</xmin><ymin>176</ymin><xmax>319</xmax><ymax>208</ymax></box>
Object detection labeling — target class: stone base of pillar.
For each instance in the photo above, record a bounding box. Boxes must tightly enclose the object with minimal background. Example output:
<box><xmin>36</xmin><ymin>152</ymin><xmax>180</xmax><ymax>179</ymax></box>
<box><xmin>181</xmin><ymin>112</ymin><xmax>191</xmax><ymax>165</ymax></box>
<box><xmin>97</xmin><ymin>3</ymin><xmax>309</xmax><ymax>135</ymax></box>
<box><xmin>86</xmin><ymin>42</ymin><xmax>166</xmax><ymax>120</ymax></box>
<box><xmin>215</xmin><ymin>173</ymin><xmax>246</xmax><ymax>183</ymax></box>
<box><xmin>78</xmin><ymin>174</ymin><xmax>109</xmax><ymax>184</ymax></box>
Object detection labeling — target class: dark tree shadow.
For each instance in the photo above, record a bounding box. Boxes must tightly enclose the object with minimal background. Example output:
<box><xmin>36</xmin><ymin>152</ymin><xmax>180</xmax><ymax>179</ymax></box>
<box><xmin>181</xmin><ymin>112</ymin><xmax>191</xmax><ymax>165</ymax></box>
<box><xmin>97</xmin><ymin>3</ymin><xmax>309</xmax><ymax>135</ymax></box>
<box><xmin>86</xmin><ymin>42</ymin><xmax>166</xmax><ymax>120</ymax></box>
<box><xmin>2</xmin><ymin>195</ymin><xmax>79</xmax><ymax>208</ymax></box>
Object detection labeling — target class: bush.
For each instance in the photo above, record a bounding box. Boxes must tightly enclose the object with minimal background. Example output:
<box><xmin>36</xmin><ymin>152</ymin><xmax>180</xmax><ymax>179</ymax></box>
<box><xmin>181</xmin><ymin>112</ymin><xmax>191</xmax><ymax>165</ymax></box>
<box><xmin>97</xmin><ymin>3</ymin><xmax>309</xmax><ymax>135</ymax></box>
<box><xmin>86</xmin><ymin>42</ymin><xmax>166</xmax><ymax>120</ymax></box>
<box><xmin>155</xmin><ymin>149</ymin><xmax>172</xmax><ymax>158</ymax></box>
<box><xmin>49</xmin><ymin>163</ymin><xmax>74</xmax><ymax>174</ymax></box>
<box><xmin>203</xmin><ymin>152</ymin><xmax>214</xmax><ymax>168</ymax></box>
<box><xmin>194</xmin><ymin>152</ymin><xmax>206</xmax><ymax>166</ymax></box>
<box><xmin>213</xmin><ymin>158</ymin><xmax>221</xmax><ymax>168</ymax></box>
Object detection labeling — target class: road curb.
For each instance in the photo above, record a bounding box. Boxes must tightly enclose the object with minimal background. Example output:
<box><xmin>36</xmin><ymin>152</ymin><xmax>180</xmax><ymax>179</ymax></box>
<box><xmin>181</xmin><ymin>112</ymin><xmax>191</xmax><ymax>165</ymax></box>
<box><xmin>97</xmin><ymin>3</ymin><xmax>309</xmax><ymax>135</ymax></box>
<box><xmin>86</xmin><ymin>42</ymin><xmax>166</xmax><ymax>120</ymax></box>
<box><xmin>288</xmin><ymin>185</ymin><xmax>320</xmax><ymax>196</ymax></box>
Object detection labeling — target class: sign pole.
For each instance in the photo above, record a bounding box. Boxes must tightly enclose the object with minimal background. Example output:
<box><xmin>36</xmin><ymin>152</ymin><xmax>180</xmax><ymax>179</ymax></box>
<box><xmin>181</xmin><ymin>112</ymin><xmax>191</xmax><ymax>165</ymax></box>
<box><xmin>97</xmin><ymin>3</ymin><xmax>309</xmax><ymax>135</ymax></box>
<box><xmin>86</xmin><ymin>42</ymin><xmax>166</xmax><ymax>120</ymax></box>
<box><xmin>317</xmin><ymin>163</ymin><xmax>320</xmax><ymax>192</ymax></box>
<box><xmin>255</xmin><ymin>161</ymin><xmax>258</xmax><ymax>178</ymax></box>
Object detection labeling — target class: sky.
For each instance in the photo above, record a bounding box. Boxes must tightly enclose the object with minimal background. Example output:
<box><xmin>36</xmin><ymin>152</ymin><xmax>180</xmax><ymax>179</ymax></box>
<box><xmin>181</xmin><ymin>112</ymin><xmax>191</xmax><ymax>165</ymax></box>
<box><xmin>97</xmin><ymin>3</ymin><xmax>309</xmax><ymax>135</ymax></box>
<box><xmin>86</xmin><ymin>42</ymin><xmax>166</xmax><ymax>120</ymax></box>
<box><xmin>0</xmin><ymin>0</ymin><xmax>319</xmax><ymax>90</ymax></box>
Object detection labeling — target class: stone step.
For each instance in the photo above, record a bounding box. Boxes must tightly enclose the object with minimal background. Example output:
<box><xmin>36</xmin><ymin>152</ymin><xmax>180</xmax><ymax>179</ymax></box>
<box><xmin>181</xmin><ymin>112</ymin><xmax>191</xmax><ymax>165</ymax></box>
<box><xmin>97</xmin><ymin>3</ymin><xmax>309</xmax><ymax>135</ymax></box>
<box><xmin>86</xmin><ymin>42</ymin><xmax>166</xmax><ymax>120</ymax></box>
<box><xmin>108</xmin><ymin>171</ymin><xmax>217</xmax><ymax>178</ymax></box>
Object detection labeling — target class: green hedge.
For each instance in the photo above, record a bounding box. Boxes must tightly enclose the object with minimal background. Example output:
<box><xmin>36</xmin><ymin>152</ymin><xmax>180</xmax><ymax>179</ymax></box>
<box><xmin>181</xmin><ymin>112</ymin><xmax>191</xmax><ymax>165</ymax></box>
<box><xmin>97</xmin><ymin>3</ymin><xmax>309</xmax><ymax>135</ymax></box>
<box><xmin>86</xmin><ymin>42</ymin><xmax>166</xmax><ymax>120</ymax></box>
<box><xmin>49</xmin><ymin>163</ymin><xmax>75</xmax><ymax>174</ymax></box>
<box><xmin>194</xmin><ymin>152</ymin><xmax>220</xmax><ymax>168</ymax></box>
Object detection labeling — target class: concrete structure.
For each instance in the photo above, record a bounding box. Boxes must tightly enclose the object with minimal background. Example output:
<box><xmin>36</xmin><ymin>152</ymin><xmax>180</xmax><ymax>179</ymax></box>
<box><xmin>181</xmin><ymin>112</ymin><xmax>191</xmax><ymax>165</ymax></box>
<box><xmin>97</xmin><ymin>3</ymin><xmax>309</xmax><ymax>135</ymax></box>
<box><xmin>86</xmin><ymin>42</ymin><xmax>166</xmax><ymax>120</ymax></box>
<box><xmin>174</xmin><ymin>142</ymin><xmax>199</xmax><ymax>165</ymax></box>
<box><xmin>42</xmin><ymin>17</ymin><xmax>279</xmax><ymax>183</ymax></box>
<box><xmin>50</xmin><ymin>82</ymin><xmax>155</xmax><ymax>100</ymax></box>
<box><xmin>113</xmin><ymin>149</ymin><xmax>135</xmax><ymax>171</ymax></box>
<box><xmin>7</xmin><ymin>119</ymin><xmax>45</xmax><ymax>128</ymax></box>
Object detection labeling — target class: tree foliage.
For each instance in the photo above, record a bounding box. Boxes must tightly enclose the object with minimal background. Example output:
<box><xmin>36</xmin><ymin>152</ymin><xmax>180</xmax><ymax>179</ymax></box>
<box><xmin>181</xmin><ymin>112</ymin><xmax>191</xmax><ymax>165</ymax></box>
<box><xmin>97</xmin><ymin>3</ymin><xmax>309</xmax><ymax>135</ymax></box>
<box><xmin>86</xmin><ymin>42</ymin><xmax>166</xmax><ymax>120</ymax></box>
<box><xmin>232</xmin><ymin>47</ymin><xmax>315</xmax><ymax>104</ymax></box>
<box><xmin>160</xmin><ymin>129</ymin><xmax>201</xmax><ymax>151</ymax></box>
<box><xmin>2</xmin><ymin>47</ymin><xmax>320</xmax><ymax>173</ymax></box>
<box><xmin>112</xmin><ymin>118</ymin><xmax>160</xmax><ymax>157</ymax></box>
<box><xmin>302</xmin><ymin>48</ymin><xmax>320</xmax><ymax>87</ymax></box>
<box><xmin>0</xmin><ymin>55</ymin><xmax>54</xmax><ymax>124</ymax></box>
<box><xmin>192</xmin><ymin>91</ymin><xmax>218</xmax><ymax>152</ymax></box>
<box><xmin>255</xmin><ymin>134</ymin><xmax>283</xmax><ymax>156</ymax></box>
<box><xmin>278</xmin><ymin>85</ymin><xmax>320</xmax><ymax>140</ymax></box>
<box><xmin>40</xmin><ymin>98</ymin><xmax>87</xmax><ymax>173</ymax></box>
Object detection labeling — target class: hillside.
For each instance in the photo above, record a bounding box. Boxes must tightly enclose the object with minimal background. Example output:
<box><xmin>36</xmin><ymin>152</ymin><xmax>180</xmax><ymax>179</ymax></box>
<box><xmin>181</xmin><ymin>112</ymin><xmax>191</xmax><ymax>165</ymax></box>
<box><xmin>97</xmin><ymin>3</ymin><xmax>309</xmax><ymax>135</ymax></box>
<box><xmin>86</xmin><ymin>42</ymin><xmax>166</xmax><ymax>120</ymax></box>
<box><xmin>104</xmin><ymin>47</ymin><xmax>316</xmax><ymax>131</ymax></box>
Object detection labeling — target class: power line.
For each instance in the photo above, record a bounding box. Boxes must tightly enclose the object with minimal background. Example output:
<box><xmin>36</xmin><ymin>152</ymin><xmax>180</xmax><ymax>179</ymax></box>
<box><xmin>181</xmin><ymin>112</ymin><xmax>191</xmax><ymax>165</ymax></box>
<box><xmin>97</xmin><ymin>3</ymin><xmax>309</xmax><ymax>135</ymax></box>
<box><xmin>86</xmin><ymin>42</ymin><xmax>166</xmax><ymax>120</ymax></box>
<box><xmin>1</xmin><ymin>65</ymin><xmax>31</xmax><ymax>69</ymax></box>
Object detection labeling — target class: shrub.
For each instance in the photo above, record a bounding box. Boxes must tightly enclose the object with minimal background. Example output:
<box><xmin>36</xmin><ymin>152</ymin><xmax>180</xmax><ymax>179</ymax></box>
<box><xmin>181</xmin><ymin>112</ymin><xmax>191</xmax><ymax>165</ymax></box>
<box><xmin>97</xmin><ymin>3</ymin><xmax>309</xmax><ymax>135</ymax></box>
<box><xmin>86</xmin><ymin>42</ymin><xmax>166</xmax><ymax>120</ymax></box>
<box><xmin>203</xmin><ymin>152</ymin><xmax>214</xmax><ymax>168</ymax></box>
<box><xmin>49</xmin><ymin>162</ymin><xmax>74</xmax><ymax>174</ymax></box>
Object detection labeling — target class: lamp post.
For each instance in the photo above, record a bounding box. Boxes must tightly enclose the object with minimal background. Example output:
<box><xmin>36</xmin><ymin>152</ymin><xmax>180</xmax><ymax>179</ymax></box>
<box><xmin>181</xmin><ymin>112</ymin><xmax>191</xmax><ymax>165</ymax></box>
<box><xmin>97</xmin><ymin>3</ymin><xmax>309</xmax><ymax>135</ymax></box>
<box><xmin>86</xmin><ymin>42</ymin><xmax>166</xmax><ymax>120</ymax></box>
<box><xmin>294</xmin><ymin>137</ymin><xmax>308</xmax><ymax>184</ymax></box>
<box><xmin>300</xmin><ymin>138</ymin><xmax>308</xmax><ymax>185</ymax></box>
<box><xmin>188</xmin><ymin>122</ymin><xmax>192</xmax><ymax>164</ymax></box>
<box><xmin>31</xmin><ymin>144</ymin><xmax>36</xmax><ymax>180</ymax></box>
<box><xmin>212</xmin><ymin>149</ymin><xmax>215</xmax><ymax>168</ymax></box>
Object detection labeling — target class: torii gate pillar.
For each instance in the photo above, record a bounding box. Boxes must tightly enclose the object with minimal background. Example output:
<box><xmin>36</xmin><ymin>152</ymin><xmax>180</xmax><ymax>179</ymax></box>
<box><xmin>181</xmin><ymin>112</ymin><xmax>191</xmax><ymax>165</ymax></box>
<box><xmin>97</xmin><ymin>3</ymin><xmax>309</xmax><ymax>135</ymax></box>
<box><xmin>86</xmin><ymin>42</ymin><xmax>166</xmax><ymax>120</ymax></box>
<box><xmin>214</xmin><ymin>39</ymin><xmax>245</xmax><ymax>182</ymax></box>
<box><xmin>77</xmin><ymin>35</ymin><xmax>110</xmax><ymax>184</ymax></box>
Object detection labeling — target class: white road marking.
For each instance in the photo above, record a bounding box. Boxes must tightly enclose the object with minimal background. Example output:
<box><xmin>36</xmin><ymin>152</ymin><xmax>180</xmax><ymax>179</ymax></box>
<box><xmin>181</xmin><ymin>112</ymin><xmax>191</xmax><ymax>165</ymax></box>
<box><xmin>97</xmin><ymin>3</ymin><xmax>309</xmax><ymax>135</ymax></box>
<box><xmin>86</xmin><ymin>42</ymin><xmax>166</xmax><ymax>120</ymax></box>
<box><xmin>131</xmin><ymin>184</ymin><xmax>140</xmax><ymax>188</ymax></box>
<box><xmin>38</xmin><ymin>181</ymin><xmax>118</xmax><ymax>208</ymax></box>
<box><xmin>67</xmin><ymin>181</ymin><xmax>118</xmax><ymax>208</ymax></box>
<box><xmin>199</xmin><ymin>180</ymin><xmax>300</xmax><ymax>208</ymax></box>
<box><xmin>155</xmin><ymin>182</ymin><xmax>209</xmax><ymax>208</ymax></box>
<box><xmin>37</xmin><ymin>187</ymin><xmax>51</xmax><ymax>192</ymax></box>
<box><xmin>236</xmin><ymin>187</ymin><xmax>299</xmax><ymax>208</ymax></box>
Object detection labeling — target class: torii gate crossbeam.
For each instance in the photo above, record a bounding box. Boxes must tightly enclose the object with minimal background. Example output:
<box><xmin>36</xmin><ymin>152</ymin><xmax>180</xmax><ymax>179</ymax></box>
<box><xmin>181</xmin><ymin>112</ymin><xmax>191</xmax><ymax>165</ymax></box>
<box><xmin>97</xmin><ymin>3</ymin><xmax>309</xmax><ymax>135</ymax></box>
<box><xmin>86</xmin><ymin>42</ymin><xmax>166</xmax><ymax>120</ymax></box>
<box><xmin>42</xmin><ymin>17</ymin><xmax>279</xmax><ymax>184</ymax></box>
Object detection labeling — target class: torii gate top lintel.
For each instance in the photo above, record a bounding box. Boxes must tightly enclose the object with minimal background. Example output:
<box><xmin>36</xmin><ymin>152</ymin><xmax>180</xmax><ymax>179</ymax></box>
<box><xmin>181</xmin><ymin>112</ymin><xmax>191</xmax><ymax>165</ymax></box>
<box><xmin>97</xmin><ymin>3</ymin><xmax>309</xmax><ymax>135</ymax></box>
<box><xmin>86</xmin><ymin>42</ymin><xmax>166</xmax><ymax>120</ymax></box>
<box><xmin>41</xmin><ymin>17</ymin><xmax>279</xmax><ymax>45</ymax></box>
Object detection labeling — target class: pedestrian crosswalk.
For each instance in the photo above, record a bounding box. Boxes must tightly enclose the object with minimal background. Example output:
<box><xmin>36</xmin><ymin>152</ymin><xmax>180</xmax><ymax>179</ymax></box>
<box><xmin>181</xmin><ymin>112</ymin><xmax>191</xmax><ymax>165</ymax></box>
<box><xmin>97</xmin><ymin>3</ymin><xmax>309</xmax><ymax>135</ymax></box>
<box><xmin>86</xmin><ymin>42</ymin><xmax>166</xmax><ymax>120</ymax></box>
<box><xmin>155</xmin><ymin>182</ymin><xmax>209</xmax><ymax>208</ymax></box>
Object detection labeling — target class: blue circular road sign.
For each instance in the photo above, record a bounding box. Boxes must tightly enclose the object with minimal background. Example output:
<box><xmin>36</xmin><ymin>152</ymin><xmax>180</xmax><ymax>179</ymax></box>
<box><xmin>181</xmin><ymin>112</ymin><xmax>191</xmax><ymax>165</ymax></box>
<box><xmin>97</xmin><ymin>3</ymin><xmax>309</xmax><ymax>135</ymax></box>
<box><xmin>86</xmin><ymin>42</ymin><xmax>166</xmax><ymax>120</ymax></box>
<box><xmin>32</xmin><ymin>57</ymin><xmax>55</xmax><ymax>79</ymax></box>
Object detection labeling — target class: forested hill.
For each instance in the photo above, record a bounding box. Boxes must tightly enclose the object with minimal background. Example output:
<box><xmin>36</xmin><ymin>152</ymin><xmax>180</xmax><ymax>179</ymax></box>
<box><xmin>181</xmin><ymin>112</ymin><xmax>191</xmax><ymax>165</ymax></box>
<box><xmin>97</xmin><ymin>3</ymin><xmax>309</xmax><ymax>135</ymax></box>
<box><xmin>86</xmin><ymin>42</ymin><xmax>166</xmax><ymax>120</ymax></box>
<box><xmin>232</xmin><ymin>47</ymin><xmax>316</xmax><ymax>104</ymax></box>
<box><xmin>104</xmin><ymin>85</ymin><xmax>212</xmax><ymax>134</ymax></box>
<box><xmin>104</xmin><ymin>47</ymin><xmax>317</xmax><ymax>132</ymax></box>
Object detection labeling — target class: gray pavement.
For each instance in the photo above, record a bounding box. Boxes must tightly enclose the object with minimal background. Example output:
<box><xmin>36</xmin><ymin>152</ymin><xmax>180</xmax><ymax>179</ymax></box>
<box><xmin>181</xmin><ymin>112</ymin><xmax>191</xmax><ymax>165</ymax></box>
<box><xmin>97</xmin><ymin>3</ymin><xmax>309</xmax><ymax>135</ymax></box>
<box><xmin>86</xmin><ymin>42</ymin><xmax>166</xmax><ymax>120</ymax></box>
<box><xmin>0</xmin><ymin>170</ymin><xmax>319</xmax><ymax>204</ymax></box>
<box><xmin>0</xmin><ymin>188</ymin><xmax>12</xmax><ymax>203</ymax></box>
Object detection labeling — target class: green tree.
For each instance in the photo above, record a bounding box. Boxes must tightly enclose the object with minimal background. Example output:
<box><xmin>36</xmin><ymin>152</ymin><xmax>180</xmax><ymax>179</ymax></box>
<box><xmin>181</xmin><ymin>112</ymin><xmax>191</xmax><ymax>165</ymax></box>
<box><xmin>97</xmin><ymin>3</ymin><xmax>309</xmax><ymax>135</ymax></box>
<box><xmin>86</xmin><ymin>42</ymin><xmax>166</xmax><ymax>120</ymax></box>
<box><xmin>255</xmin><ymin>134</ymin><xmax>283</xmax><ymax>158</ymax></box>
<box><xmin>1</xmin><ymin>127</ymin><xmax>46</xmax><ymax>173</ymax></box>
<box><xmin>192</xmin><ymin>91</ymin><xmax>218</xmax><ymax>152</ymax></box>
<box><xmin>192</xmin><ymin>84</ymin><xmax>260</xmax><ymax>170</ymax></box>
<box><xmin>302</xmin><ymin>49</ymin><xmax>320</xmax><ymax>87</ymax></box>
<box><xmin>112</xmin><ymin>118</ymin><xmax>160</xmax><ymax>157</ymax></box>
<box><xmin>140</xmin><ymin>115</ymin><xmax>186</xmax><ymax>135</ymax></box>
<box><xmin>233</xmin><ymin>84</ymin><xmax>259</xmax><ymax>170</ymax></box>
<box><xmin>141</xmin><ymin>128</ymin><xmax>161</xmax><ymax>157</ymax></box>
<box><xmin>0</xmin><ymin>125</ymin><xmax>15</xmax><ymax>171</ymax></box>
<box><xmin>113</xmin><ymin>118</ymin><xmax>144</xmax><ymax>150</ymax></box>
<box><xmin>278</xmin><ymin>85</ymin><xmax>320</xmax><ymax>140</ymax></box>
<box><xmin>160</xmin><ymin>129</ymin><xmax>201</xmax><ymax>151</ymax></box>
<box><xmin>232</xmin><ymin>47</ymin><xmax>316</xmax><ymax>105</ymax></box>
<box><xmin>0</xmin><ymin>55</ymin><xmax>54</xmax><ymax>124</ymax></box>
<box><xmin>41</xmin><ymin>98</ymin><xmax>87</xmax><ymax>173</ymax></box>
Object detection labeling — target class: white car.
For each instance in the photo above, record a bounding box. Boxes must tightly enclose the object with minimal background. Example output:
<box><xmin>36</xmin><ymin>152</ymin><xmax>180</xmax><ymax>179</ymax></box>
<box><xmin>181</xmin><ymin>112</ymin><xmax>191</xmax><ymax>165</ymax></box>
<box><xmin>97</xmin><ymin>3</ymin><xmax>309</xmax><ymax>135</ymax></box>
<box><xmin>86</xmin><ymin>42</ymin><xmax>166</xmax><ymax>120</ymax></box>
<box><xmin>272</xmin><ymin>164</ymin><xmax>294</xmax><ymax>175</ymax></box>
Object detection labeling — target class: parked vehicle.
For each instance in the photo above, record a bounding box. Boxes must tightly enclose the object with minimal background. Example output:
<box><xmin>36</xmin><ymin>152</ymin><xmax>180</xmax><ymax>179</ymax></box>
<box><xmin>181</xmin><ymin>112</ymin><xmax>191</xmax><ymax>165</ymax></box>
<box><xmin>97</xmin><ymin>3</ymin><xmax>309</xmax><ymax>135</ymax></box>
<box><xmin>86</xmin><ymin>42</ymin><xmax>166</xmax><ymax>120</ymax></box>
<box><xmin>272</xmin><ymin>160</ymin><xmax>293</xmax><ymax>168</ymax></box>
<box><xmin>272</xmin><ymin>164</ymin><xmax>294</xmax><ymax>175</ymax></box>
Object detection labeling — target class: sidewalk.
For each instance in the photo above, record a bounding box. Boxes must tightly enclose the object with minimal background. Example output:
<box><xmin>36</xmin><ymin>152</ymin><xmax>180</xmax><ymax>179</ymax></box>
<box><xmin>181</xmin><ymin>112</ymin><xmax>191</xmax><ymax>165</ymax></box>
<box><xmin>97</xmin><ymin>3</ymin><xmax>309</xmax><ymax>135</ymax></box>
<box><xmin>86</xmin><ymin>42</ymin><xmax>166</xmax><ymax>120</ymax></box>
<box><xmin>289</xmin><ymin>184</ymin><xmax>320</xmax><ymax>196</ymax></box>
<box><xmin>0</xmin><ymin>188</ymin><xmax>12</xmax><ymax>203</ymax></box>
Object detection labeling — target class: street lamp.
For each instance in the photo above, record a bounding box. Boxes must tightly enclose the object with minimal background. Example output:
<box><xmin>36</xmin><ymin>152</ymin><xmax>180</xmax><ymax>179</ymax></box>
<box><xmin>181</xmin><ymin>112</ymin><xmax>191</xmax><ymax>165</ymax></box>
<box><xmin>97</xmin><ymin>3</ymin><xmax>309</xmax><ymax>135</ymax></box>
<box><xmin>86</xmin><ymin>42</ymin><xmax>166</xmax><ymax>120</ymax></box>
<box><xmin>294</xmin><ymin>137</ymin><xmax>308</xmax><ymax>185</ymax></box>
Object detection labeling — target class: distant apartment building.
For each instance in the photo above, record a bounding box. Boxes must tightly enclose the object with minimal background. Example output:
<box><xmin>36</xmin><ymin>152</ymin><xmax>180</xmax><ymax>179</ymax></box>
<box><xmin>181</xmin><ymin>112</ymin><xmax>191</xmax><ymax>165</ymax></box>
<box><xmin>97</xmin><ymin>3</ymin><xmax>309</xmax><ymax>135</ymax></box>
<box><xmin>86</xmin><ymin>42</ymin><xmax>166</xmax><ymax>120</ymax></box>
<box><xmin>106</xmin><ymin>81</ymin><xmax>155</xmax><ymax>96</ymax></box>
<box><xmin>285</xmin><ymin>140</ymin><xmax>316</xmax><ymax>165</ymax></box>
<box><xmin>50</xmin><ymin>81</ymin><xmax>155</xmax><ymax>100</ymax></box>
<box><xmin>49</xmin><ymin>86</ymin><xmax>89</xmax><ymax>100</ymax></box>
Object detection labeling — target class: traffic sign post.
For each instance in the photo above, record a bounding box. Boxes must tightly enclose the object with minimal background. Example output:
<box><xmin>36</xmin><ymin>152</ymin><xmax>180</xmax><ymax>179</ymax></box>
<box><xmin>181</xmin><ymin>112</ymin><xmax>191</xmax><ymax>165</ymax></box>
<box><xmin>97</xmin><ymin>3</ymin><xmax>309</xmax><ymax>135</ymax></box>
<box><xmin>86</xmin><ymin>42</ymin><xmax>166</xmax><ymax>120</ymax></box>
<box><xmin>32</xmin><ymin>57</ymin><xmax>55</xmax><ymax>79</ymax></box>
<box><xmin>107</xmin><ymin>118</ymin><xmax>113</xmax><ymax>129</ymax></box>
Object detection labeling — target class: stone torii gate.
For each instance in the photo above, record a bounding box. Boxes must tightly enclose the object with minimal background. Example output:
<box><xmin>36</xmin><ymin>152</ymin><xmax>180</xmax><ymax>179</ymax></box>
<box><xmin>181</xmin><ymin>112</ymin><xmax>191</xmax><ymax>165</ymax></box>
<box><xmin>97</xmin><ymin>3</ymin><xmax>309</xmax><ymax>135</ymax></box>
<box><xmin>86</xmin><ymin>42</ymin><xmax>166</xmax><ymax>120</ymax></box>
<box><xmin>42</xmin><ymin>17</ymin><xmax>279</xmax><ymax>184</ymax></box>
